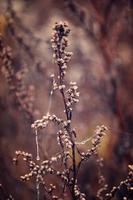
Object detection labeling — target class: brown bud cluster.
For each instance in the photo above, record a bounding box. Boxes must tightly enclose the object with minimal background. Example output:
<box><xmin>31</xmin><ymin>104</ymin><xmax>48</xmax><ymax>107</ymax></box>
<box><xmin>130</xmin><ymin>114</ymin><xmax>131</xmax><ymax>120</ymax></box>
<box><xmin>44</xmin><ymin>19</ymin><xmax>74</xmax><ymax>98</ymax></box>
<box><xmin>51</xmin><ymin>22</ymin><xmax>73</xmax><ymax>78</ymax></box>
<box><xmin>57</xmin><ymin>130</ymin><xmax>72</xmax><ymax>149</ymax></box>
<box><xmin>105</xmin><ymin>165</ymin><xmax>133</xmax><ymax>200</ymax></box>
<box><xmin>66</xmin><ymin>82</ymin><xmax>80</xmax><ymax>112</ymax></box>
<box><xmin>80</xmin><ymin>125</ymin><xmax>107</xmax><ymax>160</ymax></box>
<box><xmin>31</xmin><ymin>114</ymin><xmax>64</xmax><ymax>130</ymax></box>
<box><xmin>74</xmin><ymin>184</ymin><xmax>86</xmax><ymax>200</ymax></box>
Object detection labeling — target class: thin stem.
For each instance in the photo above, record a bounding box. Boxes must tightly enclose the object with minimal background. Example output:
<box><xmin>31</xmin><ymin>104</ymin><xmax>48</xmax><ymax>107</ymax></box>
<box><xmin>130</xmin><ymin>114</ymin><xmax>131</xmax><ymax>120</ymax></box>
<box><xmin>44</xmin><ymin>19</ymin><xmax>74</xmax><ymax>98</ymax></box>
<box><xmin>36</xmin><ymin>179</ymin><xmax>40</xmax><ymax>200</ymax></box>
<box><xmin>57</xmin><ymin>37</ymin><xmax>77</xmax><ymax>200</ymax></box>
<box><xmin>35</xmin><ymin>129</ymin><xmax>40</xmax><ymax>161</ymax></box>
<box><xmin>47</xmin><ymin>90</ymin><xmax>53</xmax><ymax>115</ymax></box>
<box><xmin>35</xmin><ymin>130</ymin><xmax>40</xmax><ymax>200</ymax></box>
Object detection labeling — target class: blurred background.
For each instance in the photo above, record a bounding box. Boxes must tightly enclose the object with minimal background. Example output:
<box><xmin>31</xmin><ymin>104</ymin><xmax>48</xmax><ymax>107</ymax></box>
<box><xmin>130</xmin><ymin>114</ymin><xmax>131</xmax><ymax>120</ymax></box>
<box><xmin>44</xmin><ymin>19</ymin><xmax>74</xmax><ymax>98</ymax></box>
<box><xmin>0</xmin><ymin>0</ymin><xmax>133</xmax><ymax>199</ymax></box>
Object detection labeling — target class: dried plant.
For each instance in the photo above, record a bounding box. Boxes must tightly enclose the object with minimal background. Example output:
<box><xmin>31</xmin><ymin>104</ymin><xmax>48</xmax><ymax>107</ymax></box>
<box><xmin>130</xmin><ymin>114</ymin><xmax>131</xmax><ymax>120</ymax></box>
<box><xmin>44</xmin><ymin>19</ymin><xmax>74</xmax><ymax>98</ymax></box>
<box><xmin>12</xmin><ymin>22</ymin><xmax>108</xmax><ymax>200</ymax></box>
<box><xmin>0</xmin><ymin>34</ymin><xmax>35</xmax><ymax>122</ymax></box>
<box><xmin>105</xmin><ymin>165</ymin><xmax>133</xmax><ymax>200</ymax></box>
<box><xmin>0</xmin><ymin>0</ymin><xmax>132</xmax><ymax>199</ymax></box>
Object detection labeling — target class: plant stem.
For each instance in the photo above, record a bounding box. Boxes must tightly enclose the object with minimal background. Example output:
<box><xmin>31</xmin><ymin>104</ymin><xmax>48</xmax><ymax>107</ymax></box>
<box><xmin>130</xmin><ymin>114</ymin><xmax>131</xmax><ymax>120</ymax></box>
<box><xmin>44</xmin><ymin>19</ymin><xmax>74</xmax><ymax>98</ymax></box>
<box><xmin>57</xmin><ymin>38</ymin><xmax>77</xmax><ymax>200</ymax></box>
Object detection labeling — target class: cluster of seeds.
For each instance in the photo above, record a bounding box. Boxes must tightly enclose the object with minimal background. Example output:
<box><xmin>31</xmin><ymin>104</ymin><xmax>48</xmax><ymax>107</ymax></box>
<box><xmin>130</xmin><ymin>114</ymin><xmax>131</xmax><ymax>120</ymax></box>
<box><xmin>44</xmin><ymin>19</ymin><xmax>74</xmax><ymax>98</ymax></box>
<box><xmin>80</xmin><ymin>125</ymin><xmax>107</xmax><ymax>159</ymax></box>
<box><xmin>31</xmin><ymin>114</ymin><xmax>64</xmax><ymax>129</ymax></box>
<box><xmin>57</xmin><ymin>130</ymin><xmax>72</xmax><ymax>149</ymax></box>
<box><xmin>51</xmin><ymin>21</ymin><xmax>73</xmax><ymax>67</ymax></box>
<box><xmin>74</xmin><ymin>184</ymin><xmax>86</xmax><ymax>200</ymax></box>
<box><xmin>51</xmin><ymin>22</ymin><xmax>73</xmax><ymax>105</ymax></box>
<box><xmin>105</xmin><ymin>165</ymin><xmax>133</xmax><ymax>200</ymax></box>
<box><xmin>13</xmin><ymin>149</ymin><xmax>73</xmax><ymax>199</ymax></box>
<box><xmin>66</xmin><ymin>82</ymin><xmax>80</xmax><ymax>111</ymax></box>
<box><xmin>91</xmin><ymin>125</ymin><xmax>107</xmax><ymax>146</ymax></box>
<box><xmin>50</xmin><ymin>74</ymin><xmax>58</xmax><ymax>91</ymax></box>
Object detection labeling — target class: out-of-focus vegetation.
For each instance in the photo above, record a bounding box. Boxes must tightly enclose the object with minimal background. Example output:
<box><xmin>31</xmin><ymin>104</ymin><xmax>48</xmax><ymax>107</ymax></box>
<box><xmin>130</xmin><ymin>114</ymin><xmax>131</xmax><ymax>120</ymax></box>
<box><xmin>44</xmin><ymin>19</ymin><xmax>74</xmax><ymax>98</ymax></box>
<box><xmin>0</xmin><ymin>0</ymin><xmax>133</xmax><ymax>199</ymax></box>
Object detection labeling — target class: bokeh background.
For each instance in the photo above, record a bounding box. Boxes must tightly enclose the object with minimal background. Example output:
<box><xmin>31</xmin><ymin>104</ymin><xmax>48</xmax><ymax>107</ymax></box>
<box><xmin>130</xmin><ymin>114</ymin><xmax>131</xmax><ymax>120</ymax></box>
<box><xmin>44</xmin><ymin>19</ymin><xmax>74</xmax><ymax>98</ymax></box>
<box><xmin>0</xmin><ymin>0</ymin><xmax>133</xmax><ymax>199</ymax></box>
